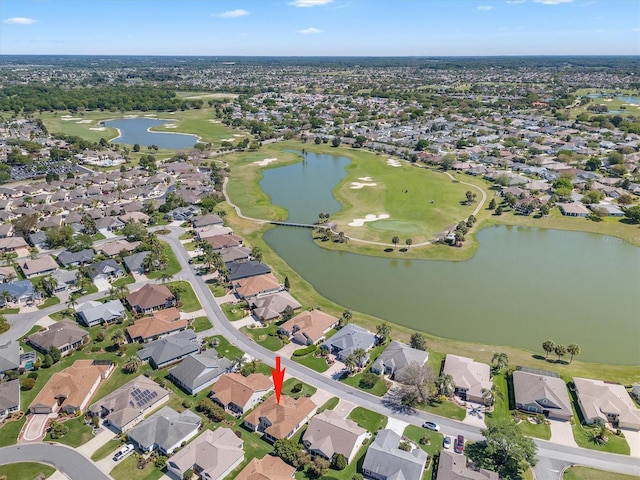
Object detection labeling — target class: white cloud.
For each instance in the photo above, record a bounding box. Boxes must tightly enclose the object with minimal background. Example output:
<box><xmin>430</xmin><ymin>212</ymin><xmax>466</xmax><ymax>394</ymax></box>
<box><xmin>3</xmin><ymin>17</ymin><xmax>37</xmax><ymax>25</ymax></box>
<box><xmin>533</xmin><ymin>0</ymin><xmax>574</xmax><ymax>4</ymax></box>
<box><xmin>298</xmin><ymin>27</ymin><xmax>322</xmax><ymax>34</ymax></box>
<box><xmin>477</xmin><ymin>5</ymin><xmax>494</xmax><ymax>10</ymax></box>
<box><xmin>215</xmin><ymin>9</ymin><xmax>249</xmax><ymax>18</ymax></box>
<box><xmin>289</xmin><ymin>0</ymin><xmax>334</xmax><ymax>7</ymax></box>
<box><xmin>506</xmin><ymin>0</ymin><xmax>526</xmax><ymax>4</ymax></box>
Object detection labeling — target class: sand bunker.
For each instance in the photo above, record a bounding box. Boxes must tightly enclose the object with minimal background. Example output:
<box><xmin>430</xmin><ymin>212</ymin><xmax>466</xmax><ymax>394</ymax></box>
<box><xmin>221</xmin><ymin>138</ymin><xmax>235</xmax><ymax>142</ymax></box>
<box><xmin>89</xmin><ymin>127</ymin><xmax>106</xmax><ymax>131</ymax></box>
<box><xmin>76</xmin><ymin>119</ymin><xmax>93</xmax><ymax>124</ymax></box>
<box><xmin>164</xmin><ymin>124</ymin><xmax>177</xmax><ymax>128</ymax></box>
<box><xmin>348</xmin><ymin>213</ymin><xmax>390</xmax><ymax>227</ymax></box>
<box><xmin>208</xmin><ymin>119</ymin><xmax>221</xmax><ymax>123</ymax></box>
<box><xmin>350</xmin><ymin>182</ymin><xmax>377</xmax><ymax>189</ymax></box>
<box><xmin>386</xmin><ymin>159</ymin><xmax>402</xmax><ymax>167</ymax></box>
<box><xmin>61</xmin><ymin>117</ymin><xmax>82</xmax><ymax>121</ymax></box>
<box><xmin>143</xmin><ymin>114</ymin><xmax>157</xmax><ymax>117</ymax></box>
<box><xmin>124</xmin><ymin>114</ymin><xmax>138</xmax><ymax>118</ymax></box>
<box><xmin>358</xmin><ymin>177</ymin><xmax>373</xmax><ymax>181</ymax></box>
<box><xmin>233</xmin><ymin>134</ymin><xmax>245</xmax><ymax>137</ymax></box>
<box><xmin>253</xmin><ymin>158</ymin><xmax>278</xmax><ymax>167</ymax></box>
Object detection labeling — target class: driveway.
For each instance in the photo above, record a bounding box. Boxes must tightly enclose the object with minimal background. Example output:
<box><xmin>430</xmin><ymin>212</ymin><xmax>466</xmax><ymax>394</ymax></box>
<box><xmin>94</xmin><ymin>277</ymin><xmax>111</xmax><ymax>292</ymax></box>
<box><xmin>35</xmin><ymin>315</ymin><xmax>56</xmax><ymax>328</ymax></box>
<box><xmin>277</xmin><ymin>340</ymin><xmax>301</xmax><ymax>358</ymax></box>
<box><xmin>462</xmin><ymin>404</ymin><xmax>486</xmax><ymax>428</ymax></box>
<box><xmin>549</xmin><ymin>419</ymin><xmax>578</xmax><ymax>447</ymax></box>
<box><xmin>623</xmin><ymin>429</ymin><xmax>640</xmax><ymax>458</ymax></box>
<box><xmin>21</xmin><ymin>413</ymin><xmax>52</xmax><ymax>442</ymax></box>
<box><xmin>75</xmin><ymin>425</ymin><xmax>118</xmax><ymax>457</ymax></box>
<box><xmin>386</xmin><ymin>416</ymin><xmax>409</xmax><ymax>436</ymax></box>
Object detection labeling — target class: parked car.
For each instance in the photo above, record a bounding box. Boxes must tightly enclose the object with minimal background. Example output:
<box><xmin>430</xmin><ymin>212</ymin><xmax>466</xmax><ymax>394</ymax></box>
<box><xmin>454</xmin><ymin>434</ymin><xmax>465</xmax><ymax>454</ymax></box>
<box><xmin>443</xmin><ymin>436</ymin><xmax>452</xmax><ymax>449</ymax></box>
<box><xmin>422</xmin><ymin>421</ymin><xmax>440</xmax><ymax>431</ymax></box>
<box><xmin>113</xmin><ymin>444</ymin><xmax>134</xmax><ymax>461</ymax></box>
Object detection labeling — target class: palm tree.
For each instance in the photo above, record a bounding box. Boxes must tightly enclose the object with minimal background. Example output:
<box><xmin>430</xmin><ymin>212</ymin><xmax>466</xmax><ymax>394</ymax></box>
<box><xmin>567</xmin><ymin>344</ymin><xmax>581</xmax><ymax>363</ymax></box>
<box><xmin>542</xmin><ymin>339</ymin><xmax>555</xmax><ymax>359</ymax></box>
<box><xmin>344</xmin><ymin>354</ymin><xmax>357</xmax><ymax>374</ymax></box>
<box><xmin>391</xmin><ymin>236</ymin><xmax>400</xmax><ymax>250</ymax></box>
<box><xmin>591</xmin><ymin>422</ymin><xmax>609</xmax><ymax>445</ymax></box>
<box><xmin>437</xmin><ymin>374</ymin><xmax>455</xmax><ymax>396</ymax></box>
<box><xmin>66</xmin><ymin>297</ymin><xmax>79</xmax><ymax>314</ymax></box>
<box><xmin>352</xmin><ymin>348</ymin><xmax>367</xmax><ymax>369</ymax></box>
<box><xmin>554</xmin><ymin>344</ymin><xmax>567</xmax><ymax>362</ymax></box>
<box><xmin>405</xmin><ymin>238</ymin><xmax>413</xmax><ymax>248</ymax></box>
<box><xmin>123</xmin><ymin>355</ymin><xmax>141</xmax><ymax>374</ymax></box>
<box><xmin>491</xmin><ymin>352</ymin><xmax>509</xmax><ymax>373</ymax></box>
<box><xmin>376</xmin><ymin>322</ymin><xmax>391</xmax><ymax>344</ymax></box>
<box><xmin>159</xmin><ymin>272</ymin><xmax>173</xmax><ymax>284</ymax></box>
<box><xmin>111</xmin><ymin>329</ymin><xmax>125</xmax><ymax>346</ymax></box>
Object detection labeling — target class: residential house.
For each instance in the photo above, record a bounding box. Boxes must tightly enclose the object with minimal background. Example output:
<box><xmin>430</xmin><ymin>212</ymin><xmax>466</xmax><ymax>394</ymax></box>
<box><xmin>165</xmin><ymin>206</ymin><xmax>201</xmax><ymax>222</ymax></box>
<box><xmin>303</xmin><ymin>410</ymin><xmax>367</xmax><ymax>464</ymax></box>
<box><xmin>192</xmin><ymin>214</ymin><xmax>223</xmax><ymax>228</ymax></box>
<box><xmin>85</xmin><ymin>259</ymin><xmax>125</xmax><ymax>282</ymax></box>
<box><xmin>210</xmin><ymin>373</ymin><xmax>273</xmax><ymax>416</ymax></box>
<box><xmin>57</xmin><ymin>249</ymin><xmax>95</xmax><ymax>268</ymax></box>
<box><xmin>227</xmin><ymin>261</ymin><xmax>271</xmax><ymax>282</ymax></box>
<box><xmin>631</xmin><ymin>385</ymin><xmax>640</xmax><ymax>403</ymax></box>
<box><xmin>0</xmin><ymin>266</ymin><xmax>17</xmax><ymax>283</ymax></box>
<box><xmin>127</xmin><ymin>283</ymin><xmax>176</xmax><ymax>314</ymax></box>
<box><xmin>0</xmin><ymin>237</ymin><xmax>28</xmax><ymax>253</ymax></box>
<box><xmin>204</xmin><ymin>234</ymin><xmax>243</xmax><ymax>251</ymax></box>
<box><xmin>28</xmin><ymin>232</ymin><xmax>48</xmax><ymax>250</ymax></box>
<box><xmin>88</xmin><ymin>375</ymin><xmax>170</xmax><ymax>433</ymax></box>
<box><xmin>251</xmin><ymin>291</ymin><xmax>301</xmax><ymax>322</ymax></box>
<box><xmin>167</xmin><ymin>428</ymin><xmax>244</xmax><ymax>480</ymax></box>
<box><xmin>20</xmin><ymin>255</ymin><xmax>58</xmax><ymax>279</ymax></box>
<box><xmin>512</xmin><ymin>368</ymin><xmax>572</xmax><ymax>421</ymax></box>
<box><xmin>122</xmin><ymin>251</ymin><xmax>151</xmax><ymax>274</ymax></box>
<box><xmin>573</xmin><ymin>377</ymin><xmax>640</xmax><ymax>430</ymax></box>
<box><xmin>126</xmin><ymin>308</ymin><xmax>186</xmax><ymax>343</ymax></box>
<box><xmin>0</xmin><ymin>224</ymin><xmax>14</xmax><ymax>238</ymax></box>
<box><xmin>559</xmin><ymin>203</ymin><xmax>590</xmax><ymax>217</ymax></box>
<box><xmin>0</xmin><ymin>340</ymin><xmax>36</xmax><ymax>377</ymax></box>
<box><xmin>29</xmin><ymin>360</ymin><xmax>114</xmax><ymax>414</ymax></box>
<box><xmin>127</xmin><ymin>406</ymin><xmax>201</xmax><ymax>455</ymax></box>
<box><xmin>50</xmin><ymin>268</ymin><xmax>77</xmax><ymax>293</ymax></box>
<box><xmin>221</xmin><ymin>246</ymin><xmax>252</xmax><ymax>265</ymax></box>
<box><xmin>235</xmin><ymin>456</ymin><xmax>296</xmax><ymax>480</ymax></box>
<box><xmin>362</xmin><ymin>429</ymin><xmax>428</xmax><ymax>480</ymax></box>
<box><xmin>119</xmin><ymin>212</ymin><xmax>150</xmax><ymax>224</ymax></box>
<box><xmin>243</xmin><ymin>394</ymin><xmax>317</xmax><ymax>443</ymax></box>
<box><xmin>76</xmin><ymin>299</ymin><xmax>126</xmax><ymax>328</ymax></box>
<box><xmin>278</xmin><ymin>310</ymin><xmax>339</xmax><ymax>346</ymax></box>
<box><xmin>436</xmin><ymin>450</ymin><xmax>499</xmax><ymax>480</ymax></box>
<box><xmin>97</xmin><ymin>239</ymin><xmax>140</xmax><ymax>257</ymax></box>
<box><xmin>136</xmin><ymin>330</ymin><xmax>199</xmax><ymax>369</ymax></box>
<box><xmin>442</xmin><ymin>355</ymin><xmax>492</xmax><ymax>404</ymax></box>
<box><xmin>234</xmin><ymin>273</ymin><xmax>281</xmax><ymax>300</ymax></box>
<box><xmin>168</xmin><ymin>349</ymin><xmax>234</xmax><ymax>395</ymax></box>
<box><xmin>0</xmin><ymin>280</ymin><xmax>40</xmax><ymax>305</ymax></box>
<box><xmin>321</xmin><ymin>324</ymin><xmax>377</xmax><ymax>364</ymax></box>
<box><xmin>196</xmin><ymin>225</ymin><xmax>234</xmax><ymax>240</ymax></box>
<box><xmin>27</xmin><ymin>320</ymin><xmax>89</xmax><ymax>356</ymax></box>
<box><xmin>95</xmin><ymin>216</ymin><xmax>125</xmax><ymax>232</ymax></box>
<box><xmin>371</xmin><ymin>340</ymin><xmax>429</xmax><ymax>383</ymax></box>
<box><xmin>0</xmin><ymin>380</ymin><xmax>20</xmax><ymax>421</ymax></box>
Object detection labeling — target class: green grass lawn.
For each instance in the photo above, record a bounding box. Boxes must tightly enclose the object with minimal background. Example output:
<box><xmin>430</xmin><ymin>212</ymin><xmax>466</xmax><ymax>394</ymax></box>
<box><xmin>563</xmin><ymin>466</ymin><xmax>640</xmax><ymax>480</ymax></box>
<box><xmin>44</xmin><ymin>417</ymin><xmax>94</xmax><ymax>447</ymax></box>
<box><xmin>221</xmin><ymin>302</ymin><xmax>249</xmax><ymax>321</ymax></box>
<box><xmin>183</xmin><ymin>241</ymin><xmax>197</xmax><ymax>251</ymax></box>
<box><xmin>166</xmin><ymin>280</ymin><xmax>201</xmax><ymax>312</ymax></box>
<box><xmin>209</xmin><ymin>335</ymin><xmax>243</xmax><ymax>360</ymax></box>
<box><xmin>516</xmin><ymin>418</ymin><xmax>551</xmax><ymax>440</ymax></box>
<box><xmin>347</xmin><ymin>406</ymin><xmax>388</xmax><ymax>432</ymax></box>
<box><xmin>91</xmin><ymin>438</ymin><xmax>123</xmax><ymax>461</ymax></box>
<box><xmin>223</xmin><ymin>429</ymin><xmax>274</xmax><ymax>480</ymax></box>
<box><xmin>295</xmin><ymin>438</ymin><xmax>371</xmax><ymax>480</ymax></box>
<box><xmin>50</xmin><ymin>310</ymin><xmax>73</xmax><ymax>321</ymax></box>
<box><xmin>571</xmin><ymin>424</ymin><xmax>630</xmax><ymax>455</ymax></box>
<box><xmin>241</xmin><ymin>323</ymin><xmax>284</xmax><ymax>351</ymax></box>
<box><xmin>291</xmin><ymin>352</ymin><xmax>330</xmax><ymax>373</ymax></box>
<box><xmin>0</xmin><ymin>416</ymin><xmax>27</xmax><ymax>447</ymax></box>
<box><xmin>179</xmin><ymin>231</ymin><xmax>193</xmax><ymax>240</ymax></box>
<box><xmin>282</xmin><ymin>378</ymin><xmax>317</xmax><ymax>399</ymax></box>
<box><xmin>192</xmin><ymin>316</ymin><xmax>212</xmax><ymax>332</ymax></box>
<box><xmin>340</xmin><ymin>369</ymin><xmax>389</xmax><ymax>396</ymax></box>
<box><xmin>147</xmin><ymin>243</ymin><xmax>181</xmax><ymax>279</ymax></box>
<box><xmin>403</xmin><ymin>424</ymin><xmax>444</xmax><ymax>478</ymax></box>
<box><xmin>0</xmin><ymin>307</ymin><xmax>20</xmax><ymax>315</ymax></box>
<box><xmin>112</xmin><ymin>275</ymin><xmax>135</xmax><ymax>287</ymax></box>
<box><xmin>0</xmin><ymin>462</ymin><xmax>56</xmax><ymax>479</ymax></box>
<box><xmin>208</xmin><ymin>282</ymin><xmax>229</xmax><ymax>297</ymax></box>
<box><xmin>317</xmin><ymin>397</ymin><xmax>340</xmax><ymax>413</ymax></box>
<box><xmin>486</xmin><ymin>372</ymin><xmax>510</xmax><ymax>423</ymax></box>
<box><xmin>110</xmin><ymin>454</ymin><xmax>164</xmax><ymax>480</ymax></box>
<box><xmin>417</xmin><ymin>399</ymin><xmax>467</xmax><ymax>421</ymax></box>
<box><xmin>38</xmin><ymin>296</ymin><xmax>61</xmax><ymax>309</ymax></box>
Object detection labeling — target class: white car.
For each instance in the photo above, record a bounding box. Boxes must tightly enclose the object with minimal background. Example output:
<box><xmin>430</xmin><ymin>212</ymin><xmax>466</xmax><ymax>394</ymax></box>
<box><xmin>443</xmin><ymin>436</ymin><xmax>452</xmax><ymax>449</ymax></box>
<box><xmin>113</xmin><ymin>444</ymin><xmax>134</xmax><ymax>461</ymax></box>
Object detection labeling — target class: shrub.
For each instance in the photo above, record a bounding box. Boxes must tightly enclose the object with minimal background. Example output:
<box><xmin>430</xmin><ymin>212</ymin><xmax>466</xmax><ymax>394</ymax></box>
<box><xmin>292</xmin><ymin>382</ymin><xmax>303</xmax><ymax>393</ymax></box>
<box><xmin>21</xmin><ymin>377</ymin><xmax>36</xmax><ymax>391</ymax></box>
<box><xmin>359</xmin><ymin>372</ymin><xmax>379</xmax><ymax>389</ymax></box>
<box><xmin>49</xmin><ymin>420</ymin><xmax>68</xmax><ymax>439</ymax></box>
<box><xmin>331</xmin><ymin>453</ymin><xmax>347</xmax><ymax>471</ymax></box>
<box><xmin>352</xmin><ymin>475</ymin><xmax>364</xmax><ymax>480</ymax></box>
<box><xmin>398</xmin><ymin>440</ymin><xmax>412</xmax><ymax>452</ymax></box>
<box><xmin>293</xmin><ymin>344</ymin><xmax>317</xmax><ymax>356</ymax></box>
<box><xmin>27</xmin><ymin>372</ymin><xmax>38</xmax><ymax>380</ymax></box>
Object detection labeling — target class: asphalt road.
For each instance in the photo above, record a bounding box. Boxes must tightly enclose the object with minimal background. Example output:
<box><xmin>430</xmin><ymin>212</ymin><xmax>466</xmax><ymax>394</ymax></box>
<box><xmin>0</xmin><ymin>443</ymin><xmax>111</xmax><ymax>480</ymax></box>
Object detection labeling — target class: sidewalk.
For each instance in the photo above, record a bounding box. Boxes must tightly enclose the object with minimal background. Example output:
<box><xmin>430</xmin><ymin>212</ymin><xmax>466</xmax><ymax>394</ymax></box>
<box><xmin>75</xmin><ymin>426</ymin><xmax>118</xmax><ymax>457</ymax></box>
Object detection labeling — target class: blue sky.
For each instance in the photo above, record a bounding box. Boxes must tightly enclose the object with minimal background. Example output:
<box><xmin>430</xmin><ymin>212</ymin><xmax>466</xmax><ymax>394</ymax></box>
<box><xmin>1</xmin><ymin>0</ymin><xmax>638</xmax><ymax>56</ymax></box>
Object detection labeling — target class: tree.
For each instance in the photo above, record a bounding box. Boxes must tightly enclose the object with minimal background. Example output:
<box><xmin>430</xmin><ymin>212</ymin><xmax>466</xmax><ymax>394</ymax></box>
<box><xmin>376</xmin><ymin>322</ymin><xmax>391</xmax><ymax>344</ymax></box>
<box><xmin>410</xmin><ymin>332</ymin><xmax>427</xmax><ymax>351</ymax></box>
<box><xmin>158</xmin><ymin>272</ymin><xmax>173</xmax><ymax>284</ymax></box>
<box><xmin>488</xmin><ymin>198</ymin><xmax>496</xmax><ymax>210</ymax></box>
<box><xmin>495</xmin><ymin>205</ymin><xmax>503</xmax><ymax>216</ymax></box>
<box><xmin>48</xmin><ymin>420</ymin><xmax>69</xmax><ymax>439</ymax></box>
<box><xmin>391</xmin><ymin>236</ymin><xmax>400</xmax><ymax>249</ymax></box>
<box><xmin>399</xmin><ymin>362</ymin><xmax>436</xmax><ymax>406</ymax></box>
<box><xmin>341</xmin><ymin>309</ymin><xmax>353</xmax><ymax>326</ymax></box>
<box><xmin>582</xmin><ymin>190</ymin><xmax>604</xmax><ymax>205</ymax></box>
<box><xmin>81</xmin><ymin>214</ymin><xmax>97</xmax><ymax>235</ymax></box>
<box><xmin>309</xmin><ymin>457</ymin><xmax>330</xmax><ymax>477</ymax></box>
<box><xmin>344</xmin><ymin>354</ymin><xmax>358</xmax><ymax>374</ymax></box>
<box><xmin>21</xmin><ymin>377</ymin><xmax>36</xmax><ymax>391</ymax></box>
<box><xmin>45</xmin><ymin>225</ymin><xmax>74</xmax><ymax>249</ymax></box>
<box><xmin>624</xmin><ymin>205</ymin><xmax>640</xmax><ymax>224</ymax></box>
<box><xmin>542</xmin><ymin>339</ymin><xmax>555</xmax><ymax>359</ymax></box>
<box><xmin>273</xmin><ymin>438</ymin><xmax>300</xmax><ymax>466</ymax></box>
<box><xmin>41</xmin><ymin>275</ymin><xmax>58</xmax><ymax>296</ymax></box>
<box><xmin>591</xmin><ymin>422</ymin><xmax>609</xmax><ymax>445</ymax></box>
<box><xmin>437</xmin><ymin>373</ymin><xmax>455</xmax><ymax>397</ymax></box>
<box><xmin>111</xmin><ymin>329</ymin><xmax>125</xmax><ymax>346</ymax></box>
<box><xmin>155</xmin><ymin>456</ymin><xmax>167</xmax><ymax>470</ymax></box>
<box><xmin>284</xmin><ymin>276</ymin><xmax>290</xmax><ymax>291</ymax></box>
<box><xmin>465</xmin><ymin>191</ymin><xmax>477</xmax><ymax>204</ymax></box>
<box><xmin>360</xmin><ymin>372</ymin><xmax>380</xmax><ymax>389</ymax></box>
<box><xmin>467</xmin><ymin>419</ymin><xmax>537</xmax><ymax>479</ymax></box>
<box><xmin>405</xmin><ymin>238</ymin><xmax>413</xmax><ymax>247</ymax></box>
<box><xmin>43</xmin><ymin>353</ymin><xmax>53</xmax><ymax>368</ymax></box>
<box><xmin>331</xmin><ymin>452</ymin><xmax>348</xmax><ymax>470</ymax></box>
<box><xmin>539</xmin><ymin>204</ymin><xmax>550</xmax><ymax>216</ymax></box>
<box><xmin>281</xmin><ymin>305</ymin><xmax>295</xmax><ymax>322</ymax></box>
<box><xmin>554</xmin><ymin>344</ymin><xmax>567</xmax><ymax>362</ymax></box>
<box><xmin>491</xmin><ymin>352</ymin><xmax>509</xmax><ymax>372</ymax></box>
<box><xmin>133</xmin><ymin>143</ymin><xmax>140</xmax><ymax>152</ymax></box>
<box><xmin>251</xmin><ymin>246</ymin><xmax>263</xmax><ymax>262</ymax></box>
<box><xmin>122</xmin><ymin>221</ymin><xmax>148</xmax><ymax>241</ymax></box>
<box><xmin>332</xmin><ymin>137</ymin><xmax>341</xmax><ymax>147</ymax></box>
<box><xmin>123</xmin><ymin>356</ymin><xmax>142</xmax><ymax>373</ymax></box>
<box><xmin>49</xmin><ymin>346</ymin><xmax>61</xmax><ymax>364</ymax></box>
<box><xmin>567</xmin><ymin>344</ymin><xmax>581</xmax><ymax>363</ymax></box>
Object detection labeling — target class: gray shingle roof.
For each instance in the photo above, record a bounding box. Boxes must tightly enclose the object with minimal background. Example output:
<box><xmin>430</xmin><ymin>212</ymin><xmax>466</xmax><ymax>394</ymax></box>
<box><xmin>227</xmin><ymin>261</ymin><xmax>271</xmax><ymax>281</ymax></box>
<box><xmin>122</xmin><ymin>251</ymin><xmax>151</xmax><ymax>273</ymax></box>
<box><xmin>371</xmin><ymin>340</ymin><xmax>429</xmax><ymax>383</ymax></box>
<box><xmin>85</xmin><ymin>259</ymin><xmax>123</xmax><ymax>280</ymax></box>
<box><xmin>76</xmin><ymin>299</ymin><xmax>126</xmax><ymax>327</ymax></box>
<box><xmin>0</xmin><ymin>379</ymin><xmax>20</xmax><ymax>412</ymax></box>
<box><xmin>168</xmin><ymin>349</ymin><xmax>233</xmax><ymax>394</ymax></box>
<box><xmin>57</xmin><ymin>249</ymin><xmax>95</xmax><ymax>267</ymax></box>
<box><xmin>128</xmin><ymin>406</ymin><xmax>201</xmax><ymax>453</ymax></box>
<box><xmin>322</xmin><ymin>324</ymin><xmax>376</xmax><ymax>358</ymax></box>
<box><xmin>137</xmin><ymin>331</ymin><xmax>199</xmax><ymax>367</ymax></box>
<box><xmin>362</xmin><ymin>429</ymin><xmax>427</xmax><ymax>480</ymax></box>
<box><xmin>0</xmin><ymin>341</ymin><xmax>20</xmax><ymax>373</ymax></box>
<box><xmin>0</xmin><ymin>280</ymin><xmax>35</xmax><ymax>301</ymax></box>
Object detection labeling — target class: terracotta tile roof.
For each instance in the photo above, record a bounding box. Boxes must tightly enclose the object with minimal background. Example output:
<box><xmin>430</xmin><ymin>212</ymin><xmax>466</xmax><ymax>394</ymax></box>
<box><xmin>279</xmin><ymin>310</ymin><xmax>337</xmax><ymax>344</ymax></box>
<box><xmin>127</xmin><ymin>284</ymin><xmax>174</xmax><ymax>310</ymax></box>
<box><xmin>244</xmin><ymin>394</ymin><xmax>316</xmax><ymax>441</ymax></box>
<box><xmin>98</xmin><ymin>239</ymin><xmax>140</xmax><ymax>256</ymax></box>
<box><xmin>211</xmin><ymin>373</ymin><xmax>273</xmax><ymax>410</ymax></box>
<box><xmin>126</xmin><ymin>308</ymin><xmax>186</xmax><ymax>341</ymax></box>
<box><xmin>30</xmin><ymin>360</ymin><xmax>113</xmax><ymax>412</ymax></box>
<box><xmin>204</xmin><ymin>234</ymin><xmax>243</xmax><ymax>250</ymax></box>
<box><xmin>235</xmin><ymin>455</ymin><xmax>296</xmax><ymax>480</ymax></box>
<box><xmin>235</xmin><ymin>273</ymin><xmax>280</xmax><ymax>298</ymax></box>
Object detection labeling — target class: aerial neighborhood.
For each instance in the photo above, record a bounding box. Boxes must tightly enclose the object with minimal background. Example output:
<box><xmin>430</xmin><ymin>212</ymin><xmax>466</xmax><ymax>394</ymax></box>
<box><xmin>0</xmin><ymin>55</ymin><xmax>638</xmax><ymax>480</ymax></box>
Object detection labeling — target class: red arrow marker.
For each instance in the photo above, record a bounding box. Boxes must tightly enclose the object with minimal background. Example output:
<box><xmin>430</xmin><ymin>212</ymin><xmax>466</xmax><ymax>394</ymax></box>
<box><xmin>271</xmin><ymin>356</ymin><xmax>285</xmax><ymax>405</ymax></box>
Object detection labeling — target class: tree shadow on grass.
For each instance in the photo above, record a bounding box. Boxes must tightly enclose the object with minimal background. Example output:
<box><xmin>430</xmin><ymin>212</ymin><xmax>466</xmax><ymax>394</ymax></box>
<box><xmin>384</xmin><ymin>248</ymin><xmax>394</xmax><ymax>253</ymax></box>
<box><xmin>381</xmin><ymin>388</ymin><xmax>417</xmax><ymax>416</ymax></box>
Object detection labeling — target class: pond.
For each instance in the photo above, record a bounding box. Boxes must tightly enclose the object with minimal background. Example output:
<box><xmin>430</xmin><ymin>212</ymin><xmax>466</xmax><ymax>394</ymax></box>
<box><xmin>260</xmin><ymin>152</ymin><xmax>640</xmax><ymax>365</ymax></box>
<box><xmin>105</xmin><ymin>117</ymin><xmax>199</xmax><ymax>149</ymax></box>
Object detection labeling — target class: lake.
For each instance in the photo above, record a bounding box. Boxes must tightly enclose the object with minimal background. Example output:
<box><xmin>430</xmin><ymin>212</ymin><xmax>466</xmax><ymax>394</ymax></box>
<box><xmin>105</xmin><ymin>118</ymin><xmax>199</xmax><ymax>149</ymax></box>
<box><xmin>260</xmin><ymin>152</ymin><xmax>640</xmax><ymax>365</ymax></box>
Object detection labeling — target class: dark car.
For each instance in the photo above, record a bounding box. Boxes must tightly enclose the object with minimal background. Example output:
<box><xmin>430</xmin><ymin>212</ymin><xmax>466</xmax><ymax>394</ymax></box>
<box><xmin>454</xmin><ymin>434</ymin><xmax>465</xmax><ymax>453</ymax></box>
